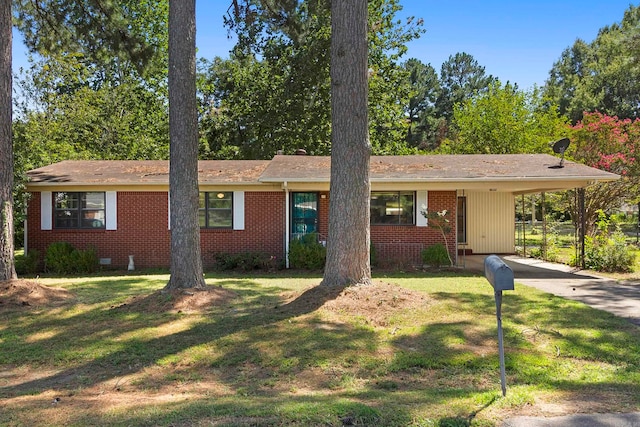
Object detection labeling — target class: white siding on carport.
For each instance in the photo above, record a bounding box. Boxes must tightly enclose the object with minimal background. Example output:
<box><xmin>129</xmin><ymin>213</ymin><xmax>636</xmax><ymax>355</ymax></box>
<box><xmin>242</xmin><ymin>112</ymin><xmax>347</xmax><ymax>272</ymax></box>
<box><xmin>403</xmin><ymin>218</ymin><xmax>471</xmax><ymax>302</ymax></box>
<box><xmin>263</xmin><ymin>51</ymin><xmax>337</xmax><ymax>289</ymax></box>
<box><xmin>465</xmin><ymin>191</ymin><xmax>515</xmax><ymax>254</ymax></box>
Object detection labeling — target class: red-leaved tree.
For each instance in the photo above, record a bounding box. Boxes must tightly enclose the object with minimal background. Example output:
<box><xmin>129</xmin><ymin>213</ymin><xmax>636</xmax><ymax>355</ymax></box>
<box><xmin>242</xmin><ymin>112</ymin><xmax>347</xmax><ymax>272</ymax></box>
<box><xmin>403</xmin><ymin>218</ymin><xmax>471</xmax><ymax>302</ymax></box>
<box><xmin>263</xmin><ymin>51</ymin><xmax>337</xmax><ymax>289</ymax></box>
<box><xmin>568</xmin><ymin>111</ymin><xmax>639</xmax><ymax>234</ymax></box>
<box><xmin>572</xmin><ymin>112</ymin><xmax>638</xmax><ymax>175</ymax></box>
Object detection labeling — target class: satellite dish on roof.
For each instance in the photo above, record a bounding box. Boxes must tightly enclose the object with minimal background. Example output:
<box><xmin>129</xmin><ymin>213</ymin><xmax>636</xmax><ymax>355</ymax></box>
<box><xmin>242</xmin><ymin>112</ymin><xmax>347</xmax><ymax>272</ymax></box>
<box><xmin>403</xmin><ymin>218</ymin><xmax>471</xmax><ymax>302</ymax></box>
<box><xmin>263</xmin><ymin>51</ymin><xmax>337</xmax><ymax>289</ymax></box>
<box><xmin>550</xmin><ymin>138</ymin><xmax>570</xmax><ymax>168</ymax></box>
<box><xmin>553</xmin><ymin>137</ymin><xmax>570</xmax><ymax>154</ymax></box>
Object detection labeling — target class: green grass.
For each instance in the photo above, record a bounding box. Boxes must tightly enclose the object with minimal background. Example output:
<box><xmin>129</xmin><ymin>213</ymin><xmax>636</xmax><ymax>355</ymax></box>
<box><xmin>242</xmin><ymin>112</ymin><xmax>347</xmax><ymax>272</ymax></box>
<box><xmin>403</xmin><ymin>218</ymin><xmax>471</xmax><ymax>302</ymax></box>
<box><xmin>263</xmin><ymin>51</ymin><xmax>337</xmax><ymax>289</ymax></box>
<box><xmin>516</xmin><ymin>223</ymin><xmax>640</xmax><ymax>249</ymax></box>
<box><xmin>1</xmin><ymin>270</ymin><xmax>639</xmax><ymax>426</ymax></box>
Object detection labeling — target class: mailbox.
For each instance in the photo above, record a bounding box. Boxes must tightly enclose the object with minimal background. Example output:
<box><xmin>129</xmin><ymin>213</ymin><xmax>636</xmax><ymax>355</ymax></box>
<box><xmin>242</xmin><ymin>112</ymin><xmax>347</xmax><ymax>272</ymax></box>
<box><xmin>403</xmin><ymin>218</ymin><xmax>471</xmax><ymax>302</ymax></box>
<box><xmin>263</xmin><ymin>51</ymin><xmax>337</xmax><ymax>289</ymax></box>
<box><xmin>483</xmin><ymin>255</ymin><xmax>514</xmax><ymax>397</ymax></box>
<box><xmin>484</xmin><ymin>255</ymin><xmax>514</xmax><ymax>291</ymax></box>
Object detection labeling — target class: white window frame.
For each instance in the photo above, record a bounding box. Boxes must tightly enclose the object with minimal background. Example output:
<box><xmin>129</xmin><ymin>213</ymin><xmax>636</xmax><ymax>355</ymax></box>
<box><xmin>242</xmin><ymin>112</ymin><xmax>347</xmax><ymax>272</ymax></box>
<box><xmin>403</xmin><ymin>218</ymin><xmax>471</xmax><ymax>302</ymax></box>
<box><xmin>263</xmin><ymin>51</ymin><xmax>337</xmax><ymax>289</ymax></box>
<box><xmin>169</xmin><ymin>191</ymin><xmax>244</xmax><ymax>231</ymax></box>
<box><xmin>41</xmin><ymin>191</ymin><xmax>116</xmax><ymax>230</ymax></box>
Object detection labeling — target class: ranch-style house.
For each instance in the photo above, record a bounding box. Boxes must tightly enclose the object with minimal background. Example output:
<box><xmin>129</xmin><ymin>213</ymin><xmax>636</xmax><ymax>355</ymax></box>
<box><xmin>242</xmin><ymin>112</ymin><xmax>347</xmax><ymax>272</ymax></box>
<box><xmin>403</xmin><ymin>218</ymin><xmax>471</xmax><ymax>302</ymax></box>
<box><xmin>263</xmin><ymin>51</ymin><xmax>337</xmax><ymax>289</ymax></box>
<box><xmin>24</xmin><ymin>154</ymin><xmax>619</xmax><ymax>270</ymax></box>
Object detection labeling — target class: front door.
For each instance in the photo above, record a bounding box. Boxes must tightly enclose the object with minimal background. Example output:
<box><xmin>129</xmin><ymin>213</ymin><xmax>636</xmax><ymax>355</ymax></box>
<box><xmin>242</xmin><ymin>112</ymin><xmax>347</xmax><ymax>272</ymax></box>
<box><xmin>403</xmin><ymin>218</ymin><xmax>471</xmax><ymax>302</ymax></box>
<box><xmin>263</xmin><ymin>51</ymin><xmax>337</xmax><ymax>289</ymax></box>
<box><xmin>291</xmin><ymin>192</ymin><xmax>318</xmax><ymax>240</ymax></box>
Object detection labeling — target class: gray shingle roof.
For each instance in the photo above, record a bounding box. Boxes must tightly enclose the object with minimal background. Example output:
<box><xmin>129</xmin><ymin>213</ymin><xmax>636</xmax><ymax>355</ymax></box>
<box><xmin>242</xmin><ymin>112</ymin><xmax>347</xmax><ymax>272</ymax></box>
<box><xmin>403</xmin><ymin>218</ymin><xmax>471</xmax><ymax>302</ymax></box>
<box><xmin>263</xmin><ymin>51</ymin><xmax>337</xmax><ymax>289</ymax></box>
<box><xmin>27</xmin><ymin>160</ymin><xmax>270</xmax><ymax>185</ymax></box>
<box><xmin>260</xmin><ymin>154</ymin><xmax>619</xmax><ymax>182</ymax></box>
<box><xmin>26</xmin><ymin>154</ymin><xmax>619</xmax><ymax>187</ymax></box>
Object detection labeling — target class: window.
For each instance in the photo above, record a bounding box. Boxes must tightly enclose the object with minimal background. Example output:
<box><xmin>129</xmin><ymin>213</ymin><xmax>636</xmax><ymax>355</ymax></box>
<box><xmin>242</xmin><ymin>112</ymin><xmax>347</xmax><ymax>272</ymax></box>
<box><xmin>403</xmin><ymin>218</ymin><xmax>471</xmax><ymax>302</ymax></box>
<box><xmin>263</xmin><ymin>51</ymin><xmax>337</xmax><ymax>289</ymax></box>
<box><xmin>370</xmin><ymin>192</ymin><xmax>415</xmax><ymax>225</ymax></box>
<box><xmin>199</xmin><ymin>192</ymin><xmax>233</xmax><ymax>228</ymax></box>
<box><xmin>54</xmin><ymin>192</ymin><xmax>106</xmax><ymax>229</ymax></box>
<box><xmin>457</xmin><ymin>196</ymin><xmax>467</xmax><ymax>243</ymax></box>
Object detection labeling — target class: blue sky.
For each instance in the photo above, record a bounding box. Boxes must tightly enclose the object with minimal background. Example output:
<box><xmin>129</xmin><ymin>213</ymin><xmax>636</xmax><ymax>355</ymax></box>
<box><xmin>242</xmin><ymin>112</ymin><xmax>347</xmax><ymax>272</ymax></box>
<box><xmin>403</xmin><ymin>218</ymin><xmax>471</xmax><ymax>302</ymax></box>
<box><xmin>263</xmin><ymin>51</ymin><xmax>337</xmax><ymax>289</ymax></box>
<box><xmin>12</xmin><ymin>1</ymin><xmax>639</xmax><ymax>90</ymax></box>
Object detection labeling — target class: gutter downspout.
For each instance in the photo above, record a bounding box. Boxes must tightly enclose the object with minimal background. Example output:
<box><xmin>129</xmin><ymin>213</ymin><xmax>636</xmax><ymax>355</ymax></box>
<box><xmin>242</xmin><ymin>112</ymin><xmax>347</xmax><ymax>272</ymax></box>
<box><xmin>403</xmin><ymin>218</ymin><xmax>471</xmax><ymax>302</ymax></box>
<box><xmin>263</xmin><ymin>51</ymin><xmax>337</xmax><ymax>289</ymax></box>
<box><xmin>284</xmin><ymin>181</ymin><xmax>290</xmax><ymax>268</ymax></box>
<box><xmin>455</xmin><ymin>189</ymin><xmax>459</xmax><ymax>268</ymax></box>
<box><xmin>23</xmin><ymin>218</ymin><xmax>27</xmax><ymax>255</ymax></box>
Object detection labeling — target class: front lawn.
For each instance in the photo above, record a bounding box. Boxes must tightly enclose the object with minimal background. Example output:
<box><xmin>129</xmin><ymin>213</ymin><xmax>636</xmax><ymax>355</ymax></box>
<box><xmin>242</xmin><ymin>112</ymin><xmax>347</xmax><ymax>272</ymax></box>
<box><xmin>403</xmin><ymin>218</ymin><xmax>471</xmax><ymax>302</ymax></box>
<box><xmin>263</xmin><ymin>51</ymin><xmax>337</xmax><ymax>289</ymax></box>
<box><xmin>1</xmin><ymin>270</ymin><xmax>639</xmax><ymax>426</ymax></box>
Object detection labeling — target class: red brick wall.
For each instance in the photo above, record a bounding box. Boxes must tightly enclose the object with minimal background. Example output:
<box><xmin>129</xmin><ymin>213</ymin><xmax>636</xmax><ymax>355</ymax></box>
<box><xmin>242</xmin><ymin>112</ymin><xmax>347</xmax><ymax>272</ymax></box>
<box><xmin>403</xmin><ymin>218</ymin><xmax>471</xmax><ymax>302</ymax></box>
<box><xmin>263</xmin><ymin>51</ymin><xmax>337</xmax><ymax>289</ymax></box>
<box><xmin>318</xmin><ymin>191</ymin><xmax>329</xmax><ymax>239</ymax></box>
<box><xmin>26</xmin><ymin>190</ymin><xmax>453</xmax><ymax>270</ymax></box>
<box><xmin>27</xmin><ymin>191</ymin><xmax>285</xmax><ymax>270</ymax></box>
<box><xmin>200</xmin><ymin>192</ymin><xmax>285</xmax><ymax>268</ymax></box>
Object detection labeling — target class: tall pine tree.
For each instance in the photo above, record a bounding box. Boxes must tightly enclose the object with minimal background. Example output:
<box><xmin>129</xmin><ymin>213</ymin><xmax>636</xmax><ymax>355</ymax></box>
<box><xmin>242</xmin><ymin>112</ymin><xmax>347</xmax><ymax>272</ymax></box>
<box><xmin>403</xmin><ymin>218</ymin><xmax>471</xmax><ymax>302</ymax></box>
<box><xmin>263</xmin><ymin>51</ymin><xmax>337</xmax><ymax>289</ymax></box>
<box><xmin>321</xmin><ymin>0</ymin><xmax>372</xmax><ymax>287</ymax></box>
<box><xmin>165</xmin><ymin>0</ymin><xmax>206</xmax><ymax>290</ymax></box>
<box><xmin>0</xmin><ymin>0</ymin><xmax>16</xmax><ymax>280</ymax></box>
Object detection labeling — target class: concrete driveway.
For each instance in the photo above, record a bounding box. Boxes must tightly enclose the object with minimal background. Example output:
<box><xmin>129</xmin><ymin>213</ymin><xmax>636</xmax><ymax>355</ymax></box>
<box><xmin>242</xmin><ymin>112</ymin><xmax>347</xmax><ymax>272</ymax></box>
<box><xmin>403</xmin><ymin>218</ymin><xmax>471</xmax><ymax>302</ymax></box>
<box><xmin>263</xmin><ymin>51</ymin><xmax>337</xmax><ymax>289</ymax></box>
<box><xmin>462</xmin><ymin>255</ymin><xmax>640</xmax><ymax>326</ymax></box>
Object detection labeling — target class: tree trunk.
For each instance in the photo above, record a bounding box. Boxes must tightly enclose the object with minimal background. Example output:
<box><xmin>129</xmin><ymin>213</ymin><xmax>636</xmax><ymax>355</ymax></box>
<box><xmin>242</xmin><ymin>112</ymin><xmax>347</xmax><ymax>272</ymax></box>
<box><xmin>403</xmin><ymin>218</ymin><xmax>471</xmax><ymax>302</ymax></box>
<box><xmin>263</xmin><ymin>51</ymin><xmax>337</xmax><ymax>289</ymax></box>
<box><xmin>165</xmin><ymin>0</ymin><xmax>205</xmax><ymax>290</ymax></box>
<box><xmin>321</xmin><ymin>0</ymin><xmax>371</xmax><ymax>287</ymax></box>
<box><xmin>0</xmin><ymin>0</ymin><xmax>16</xmax><ymax>281</ymax></box>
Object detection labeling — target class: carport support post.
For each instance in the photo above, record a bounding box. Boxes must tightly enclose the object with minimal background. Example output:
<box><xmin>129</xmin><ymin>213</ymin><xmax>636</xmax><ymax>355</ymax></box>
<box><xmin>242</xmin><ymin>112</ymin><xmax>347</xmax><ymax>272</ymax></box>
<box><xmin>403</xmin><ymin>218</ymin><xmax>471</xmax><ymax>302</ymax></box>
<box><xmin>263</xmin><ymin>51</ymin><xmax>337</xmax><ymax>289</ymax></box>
<box><xmin>521</xmin><ymin>194</ymin><xmax>526</xmax><ymax>256</ymax></box>
<box><xmin>578</xmin><ymin>188</ymin><xmax>586</xmax><ymax>269</ymax></box>
<box><xmin>495</xmin><ymin>290</ymin><xmax>507</xmax><ymax>397</ymax></box>
<box><xmin>637</xmin><ymin>201</ymin><xmax>640</xmax><ymax>244</ymax></box>
<box><xmin>541</xmin><ymin>192</ymin><xmax>546</xmax><ymax>260</ymax></box>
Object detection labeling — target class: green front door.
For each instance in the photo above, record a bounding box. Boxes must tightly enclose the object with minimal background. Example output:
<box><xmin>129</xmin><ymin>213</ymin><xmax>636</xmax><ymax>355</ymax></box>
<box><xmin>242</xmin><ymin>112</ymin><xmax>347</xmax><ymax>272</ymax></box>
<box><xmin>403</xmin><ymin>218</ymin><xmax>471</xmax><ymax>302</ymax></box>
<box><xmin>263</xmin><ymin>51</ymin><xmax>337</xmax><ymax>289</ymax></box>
<box><xmin>291</xmin><ymin>192</ymin><xmax>318</xmax><ymax>239</ymax></box>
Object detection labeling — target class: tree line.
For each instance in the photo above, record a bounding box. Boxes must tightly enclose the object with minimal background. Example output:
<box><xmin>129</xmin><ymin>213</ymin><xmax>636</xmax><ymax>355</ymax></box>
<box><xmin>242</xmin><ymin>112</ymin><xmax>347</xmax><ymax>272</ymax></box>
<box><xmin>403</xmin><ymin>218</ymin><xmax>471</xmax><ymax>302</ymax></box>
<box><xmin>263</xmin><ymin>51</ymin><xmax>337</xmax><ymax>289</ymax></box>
<box><xmin>2</xmin><ymin>0</ymin><xmax>640</xmax><ymax>281</ymax></box>
<box><xmin>12</xmin><ymin>2</ymin><xmax>640</xmax><ymax>162</ymax></box>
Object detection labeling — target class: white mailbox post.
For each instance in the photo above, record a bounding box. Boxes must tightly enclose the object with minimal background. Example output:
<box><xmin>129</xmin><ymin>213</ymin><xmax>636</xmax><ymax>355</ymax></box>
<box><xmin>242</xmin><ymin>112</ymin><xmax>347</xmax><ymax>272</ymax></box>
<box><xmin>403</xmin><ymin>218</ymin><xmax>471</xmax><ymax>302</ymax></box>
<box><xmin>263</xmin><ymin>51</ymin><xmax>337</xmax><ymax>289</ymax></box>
<box><xmin>484</xmin><ymin>255</ymin><xmax>514</xmax><ymax>397</ymax></box>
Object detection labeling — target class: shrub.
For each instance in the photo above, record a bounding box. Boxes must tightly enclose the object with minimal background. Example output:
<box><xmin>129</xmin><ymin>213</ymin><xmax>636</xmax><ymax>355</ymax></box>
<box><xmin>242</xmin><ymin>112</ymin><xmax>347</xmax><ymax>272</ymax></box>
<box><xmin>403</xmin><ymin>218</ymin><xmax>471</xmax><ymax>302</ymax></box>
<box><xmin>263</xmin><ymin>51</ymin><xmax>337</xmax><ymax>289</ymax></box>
<box><xmin>15</xmin><ymin>249</ymin><xmax>41</xmax><ymax>275</ymax></box>
<box><xmin>421</xmin><ymin>243</ymin><xmax>451</xmax><ymax>268</ymax></box>
<box><xmin>44</xmin><ymin>242</ymin><xmax>76</xmax><ymax>274</ymax></box>
<box><xmin>420</xmin><ymin>208</ymin><xmax>453</xmax><ymax>267</ymax></box>
<box><xmin>577</xmin><ymin>231</ymin><xmax>635</xmax><ymax>273</ymax></box>
<box><xmin>288</xmin><ymin>233</ymin><xmax>326</xmax><ymax>270</ymax></box>
<box><xmin>601</xmin><ymin>231</ymin><xmax>635</xmax><ymax>272</ymax></box>
<box><xmin>213</xmin><ymin>252</ymin><xmax>241</xmax><ymax>270</ymax></box>
<box><xmin>529</xmin><ymin>233</ymin><xmax>560</xmax><ymax>263</ymax></box>
<box><xmin>213</xmin><ymin>252</ymin><xmax>279</xmax><ymax>271</ymax></box>
<box><xmin>236</xmin><ymin>252</ymin><xmax>271</xmax><ymax>271</ymax></box>
<box><xmin>570</xmin><ymin>210</ymin><xmax>635</xmax><ymax>272</ymax></box>
<box><xmin>73</xmin><ymin>246</ymin><xmax>99</xmax><ymax>274</ymax></box>
<box><xmin>45</xmin><ymin>242</ymin><xmax>98</xmax><ymax>274</ymax></box>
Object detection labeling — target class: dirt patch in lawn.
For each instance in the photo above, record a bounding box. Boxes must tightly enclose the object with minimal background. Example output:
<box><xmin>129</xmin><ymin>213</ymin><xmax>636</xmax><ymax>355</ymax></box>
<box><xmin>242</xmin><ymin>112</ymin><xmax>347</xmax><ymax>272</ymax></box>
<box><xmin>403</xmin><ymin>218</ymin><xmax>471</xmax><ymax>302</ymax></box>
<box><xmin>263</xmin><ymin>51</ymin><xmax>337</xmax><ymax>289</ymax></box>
<box><xmin>321</xmin><ymin>281</ymin><xmax>429</xmax><ymax>326</ymax></box>
<box><xmin>278</xmin><ymin>280</ymin><xmax>429</xmax><ymax>326</ymax></box>
<box><xmin>115</xmin><ymin>285</ymin><xmax>238</xmax><ymax>313</ymax></box>
<box><xmin>0</xmin><ymin>279</ymin><xmax>74</xmax><ymax>309</ymax></box>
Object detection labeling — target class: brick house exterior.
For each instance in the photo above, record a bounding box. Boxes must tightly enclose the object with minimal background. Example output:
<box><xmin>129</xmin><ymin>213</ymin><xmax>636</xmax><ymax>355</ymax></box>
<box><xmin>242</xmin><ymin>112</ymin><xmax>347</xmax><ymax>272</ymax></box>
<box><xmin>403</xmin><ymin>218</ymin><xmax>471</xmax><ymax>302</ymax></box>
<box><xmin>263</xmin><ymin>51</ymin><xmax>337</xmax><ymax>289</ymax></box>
<box><xmin>24</xmin><ymin>154</ymin><xmax>618</xmax><ymax>270</ymax></box>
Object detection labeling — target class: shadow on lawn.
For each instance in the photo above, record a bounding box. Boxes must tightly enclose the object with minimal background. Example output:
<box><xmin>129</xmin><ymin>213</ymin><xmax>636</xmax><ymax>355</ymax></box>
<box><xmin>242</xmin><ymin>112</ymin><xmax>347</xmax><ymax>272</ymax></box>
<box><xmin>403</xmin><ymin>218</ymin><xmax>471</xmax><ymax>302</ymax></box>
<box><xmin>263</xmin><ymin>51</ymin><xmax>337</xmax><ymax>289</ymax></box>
<box><xmin>0</xmin><ymin>280</ymin><xmax>493</xmax><ymax>425</ymax></box>
<box><xmin>396</xmin><ymin>290</ymin><xmax>640</xmax><ymax>395</ymax></box>
<box><xmin>0</xmin><ymin>281</ymin><xmax>349</xmax><ymax>397</ymax></box>
<box><xmin>3</xmin><ymin>276</ymin><xmax>640</xmax><ymax>425</ymax></box>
